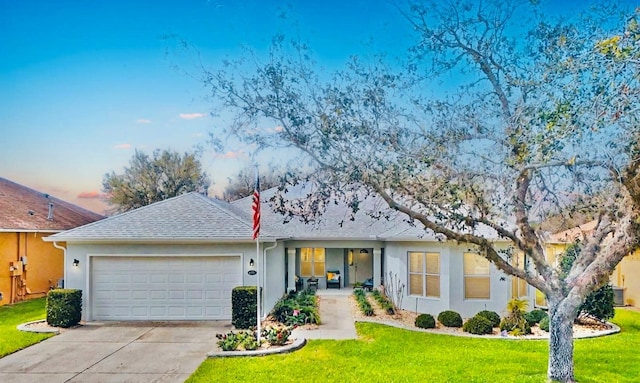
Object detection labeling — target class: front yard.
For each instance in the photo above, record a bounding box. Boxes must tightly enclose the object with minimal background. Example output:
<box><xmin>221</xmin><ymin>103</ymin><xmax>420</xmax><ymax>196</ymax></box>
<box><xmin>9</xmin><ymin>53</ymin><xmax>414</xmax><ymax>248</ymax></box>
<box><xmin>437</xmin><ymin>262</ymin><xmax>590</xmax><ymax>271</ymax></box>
<box><xmin>0</xmin><ymin>298</ymin><xmax>52</xmax><ymax>357</ymax></box>
<box><xmin>187</xmin><ymin>309</ymin><xmax>640</xmax><ymax>383</ymax></box>
<box><xmin>3</xmin><ymin>298</ymin><xmax>639</xmax><ymax>382</ymax></box>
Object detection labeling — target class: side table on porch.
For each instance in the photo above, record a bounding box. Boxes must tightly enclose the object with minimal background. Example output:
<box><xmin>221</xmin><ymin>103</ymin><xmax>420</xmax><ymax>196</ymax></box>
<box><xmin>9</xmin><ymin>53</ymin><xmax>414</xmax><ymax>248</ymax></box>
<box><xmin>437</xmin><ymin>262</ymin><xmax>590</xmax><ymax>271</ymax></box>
<box><xmin>307</xmin><ymin>277</ymin><xmax>319</xmax><ymax>292</ymax></box>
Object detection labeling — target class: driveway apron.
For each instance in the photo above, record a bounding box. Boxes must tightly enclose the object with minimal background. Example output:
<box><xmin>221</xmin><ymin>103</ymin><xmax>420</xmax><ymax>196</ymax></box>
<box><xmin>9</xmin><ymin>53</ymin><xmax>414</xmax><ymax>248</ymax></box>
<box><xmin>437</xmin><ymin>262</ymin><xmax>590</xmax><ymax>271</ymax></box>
<box><xmin>0</xmin><ymin>321</ymin><xmax>230</xmax><ymax>383</ymax></box>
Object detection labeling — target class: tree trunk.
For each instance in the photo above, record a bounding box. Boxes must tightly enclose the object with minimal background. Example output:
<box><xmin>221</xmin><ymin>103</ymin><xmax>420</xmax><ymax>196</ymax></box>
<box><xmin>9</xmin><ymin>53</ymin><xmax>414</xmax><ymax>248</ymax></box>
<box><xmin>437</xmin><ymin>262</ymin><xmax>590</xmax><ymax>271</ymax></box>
<box><xmin>547</xmin><ymin>299</ymin><xmax>579</xmax><ymax>383</ymax></box>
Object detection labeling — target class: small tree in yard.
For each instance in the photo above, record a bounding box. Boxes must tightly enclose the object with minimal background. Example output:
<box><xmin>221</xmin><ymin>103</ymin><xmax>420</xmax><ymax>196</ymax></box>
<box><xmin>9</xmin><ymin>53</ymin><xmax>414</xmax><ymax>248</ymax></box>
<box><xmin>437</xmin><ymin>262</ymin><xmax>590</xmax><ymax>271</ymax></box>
<box><xmin>201</xmin><ymin>2</ymin><xmax>640</xmax><ymax>381</ymax></box>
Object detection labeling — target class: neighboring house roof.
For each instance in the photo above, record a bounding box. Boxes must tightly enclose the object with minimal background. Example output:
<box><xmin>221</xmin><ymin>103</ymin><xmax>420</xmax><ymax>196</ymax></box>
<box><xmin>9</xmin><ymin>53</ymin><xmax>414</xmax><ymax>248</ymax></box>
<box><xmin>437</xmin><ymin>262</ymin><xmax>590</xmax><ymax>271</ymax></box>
<box><xmin>46</xmin><ymin>192</ymin><xmax>276</xmax><ymax>243</ymax></box>
<box><xmin>0</xmin><ymin>177</ymin><xmax>104</xmax><ymax>232</ymax></box>
<box><xmin>550</xmin><ymin>220</ymin><xmax>599</xmax><ymax>243</ymax></box>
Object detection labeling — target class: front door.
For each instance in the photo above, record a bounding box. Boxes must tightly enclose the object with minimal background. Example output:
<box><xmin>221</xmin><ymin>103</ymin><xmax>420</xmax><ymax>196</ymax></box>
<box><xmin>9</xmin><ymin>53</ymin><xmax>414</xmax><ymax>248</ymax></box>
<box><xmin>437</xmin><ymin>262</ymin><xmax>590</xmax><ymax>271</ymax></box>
<box><xmin>348</xmin><ymin>249</ymin><xmax>373</xmax><ymax>284</ymax></box>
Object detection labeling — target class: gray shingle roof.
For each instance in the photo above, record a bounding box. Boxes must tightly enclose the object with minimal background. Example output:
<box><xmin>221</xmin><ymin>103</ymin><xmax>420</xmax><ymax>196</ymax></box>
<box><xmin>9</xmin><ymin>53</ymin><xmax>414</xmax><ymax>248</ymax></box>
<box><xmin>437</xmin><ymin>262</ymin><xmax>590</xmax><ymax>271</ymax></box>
<box><xmin>46</xmin><ymin>192</ymin><xmax>275</xmax><ymax>242</ymax></box>
<box><xmin>233</xmin><ymin>183</ymin><xmax>507</xmax><ymax>241</ymax></box>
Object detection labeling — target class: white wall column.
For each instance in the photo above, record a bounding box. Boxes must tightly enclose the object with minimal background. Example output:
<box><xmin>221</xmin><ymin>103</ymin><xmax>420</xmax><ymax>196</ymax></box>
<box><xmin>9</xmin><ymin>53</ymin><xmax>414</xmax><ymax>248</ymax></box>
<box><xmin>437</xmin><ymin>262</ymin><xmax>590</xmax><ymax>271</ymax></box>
<box><xmin>373</xmin><ymin>248</ymin><xmax>382</xmax><ymax>287</ymax></box>
<box><xmin>287</xmin><ymin>248</ymin><xmax>296</xmax><ymax>291</ymax></box>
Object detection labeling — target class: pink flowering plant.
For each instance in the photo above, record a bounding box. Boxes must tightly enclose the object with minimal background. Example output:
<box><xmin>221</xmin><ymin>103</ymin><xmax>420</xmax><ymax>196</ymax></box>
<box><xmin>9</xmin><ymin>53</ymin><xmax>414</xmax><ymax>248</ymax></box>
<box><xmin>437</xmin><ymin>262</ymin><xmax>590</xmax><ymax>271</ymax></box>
<box><xmin>261</xmin><ymin>324</ymin><xmax>292</xmax><ymax>346</ymax></box>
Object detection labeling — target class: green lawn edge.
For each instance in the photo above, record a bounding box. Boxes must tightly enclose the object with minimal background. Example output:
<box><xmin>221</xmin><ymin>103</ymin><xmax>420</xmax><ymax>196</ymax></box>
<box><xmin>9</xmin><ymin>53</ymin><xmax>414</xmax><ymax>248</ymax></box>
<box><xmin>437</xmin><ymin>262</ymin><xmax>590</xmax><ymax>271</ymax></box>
<box><xmin>0</xmin><ymin>298</ymin><xmax>53</xmax><ymax>358</ymax></box>
<box><xmin>187</xmin><ymin>309</ymin><xmax>640</xmax><ymax>383</ymax></box>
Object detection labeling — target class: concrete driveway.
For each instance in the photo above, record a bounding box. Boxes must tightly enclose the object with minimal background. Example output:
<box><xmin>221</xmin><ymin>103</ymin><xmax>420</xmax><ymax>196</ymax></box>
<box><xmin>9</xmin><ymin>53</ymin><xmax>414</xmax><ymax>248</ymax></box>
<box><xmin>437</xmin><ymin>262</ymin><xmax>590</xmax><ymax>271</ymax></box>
<box><xmin>0</xmin><ymin>321</ymin><xmax>231</xmax><ymax>383</ymax></box>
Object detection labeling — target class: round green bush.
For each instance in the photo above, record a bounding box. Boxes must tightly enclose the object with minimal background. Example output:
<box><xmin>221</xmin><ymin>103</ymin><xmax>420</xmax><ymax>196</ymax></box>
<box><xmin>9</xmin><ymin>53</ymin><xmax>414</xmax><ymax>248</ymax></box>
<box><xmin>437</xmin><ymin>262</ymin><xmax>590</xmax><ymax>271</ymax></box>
<box><xmin>437</xmin><ymin>310</ymin><xmax>463</xmax><ymax>328</ymax></box>
<box><xmin>463</xmin><ymin>315</ymin><xmax>494</xmax><ymax>335</ymax></box>
<box><xmin>476</xmin><ymin>310</ymin><xmax>500</xmax><ymax>327</ymax></box>
<box><xmin>530</xmin><ymin>309</ymin><xmax>547</xmax><ymax>323</ymax></box>
<box><xmin>523</xmin><ymin>311</ymin><xmax>538</xmax><ymax>327</ymax></box>
<box><xmin>415</xmin><ymin>313</ymin><xmax>436</xmax><ymax>329</ymax></box>
<box><xmin>539</xmin><ymin>316</ymin><xmax>550</xmax><ymax>332</ymax></box>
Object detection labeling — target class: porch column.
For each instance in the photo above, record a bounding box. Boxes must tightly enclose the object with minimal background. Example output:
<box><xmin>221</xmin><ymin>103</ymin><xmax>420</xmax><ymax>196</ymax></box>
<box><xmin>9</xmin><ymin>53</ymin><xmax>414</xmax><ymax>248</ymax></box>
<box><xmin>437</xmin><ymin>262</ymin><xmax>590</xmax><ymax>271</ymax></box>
<box><xmin>287</xmin><ymin>248</ymin><xmax>296</xmax><ymax>291</ymax></box>
<box><xmin>373</xmin><ymin>248</ymin><xmax>382</xmax><ymax>288</ymax></box>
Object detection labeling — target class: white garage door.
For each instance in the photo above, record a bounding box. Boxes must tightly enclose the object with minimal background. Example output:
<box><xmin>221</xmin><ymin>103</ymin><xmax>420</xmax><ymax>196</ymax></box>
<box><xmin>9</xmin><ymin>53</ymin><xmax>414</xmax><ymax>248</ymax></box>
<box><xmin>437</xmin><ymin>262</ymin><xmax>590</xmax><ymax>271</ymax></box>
<box><xmin>91</xmin><ymin>256</ymin><xmax>241</xmax><ymax>321</ymax></box>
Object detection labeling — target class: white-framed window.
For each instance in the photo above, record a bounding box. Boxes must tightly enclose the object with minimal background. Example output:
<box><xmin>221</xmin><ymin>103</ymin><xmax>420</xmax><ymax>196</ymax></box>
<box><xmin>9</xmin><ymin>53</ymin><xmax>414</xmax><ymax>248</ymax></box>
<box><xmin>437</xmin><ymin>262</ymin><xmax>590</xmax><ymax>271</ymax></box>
<box><xmin>408</xmin><ymin>251</ymin><xmax>440</xmax><ymax>298</ymax></box>
<box><xmin>300</xmin><ymin>248</ymin><xmax>325</xmax><ymax>277</ymax></box>
<box><xmin>511</xmin><ymin>251</ymin><xmax>528</xmax><ymax>299</ymax></box>
<box><xmin>463</xmin><ymin>252</ymin><xmax>490</xmax><ymax>299</ymax></box>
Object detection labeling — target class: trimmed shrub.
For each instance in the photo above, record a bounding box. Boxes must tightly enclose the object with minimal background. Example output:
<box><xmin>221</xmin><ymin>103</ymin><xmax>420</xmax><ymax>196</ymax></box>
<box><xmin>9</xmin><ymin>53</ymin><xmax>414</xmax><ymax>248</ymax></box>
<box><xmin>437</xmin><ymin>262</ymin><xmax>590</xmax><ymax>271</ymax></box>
<box><xmin>46</xmin><ymin>289</ymin><xmax>82</xmax><ymax>328</ymax></box>
<box><xmin>415</xmin><ymin>313</ymin><xmax>436</xmax><ymax>329</ymax></box>
<box><xmin>232</xmin><ymin>286</ymin><xmax>257</xmax><ymax>329</ymax></box>
<box><xmin>580</xmin><ymin>284</ymin><xmax>615</xmax><ymax>322</ymax></box>
<box><xmin>539</xmin><ymin>316</ymin><xmax>550</xmax><ymax>332</ymax></box>
<box><xmin>463</xmin><ymin>315</ymin><xmax>494</xmax><ymax>335</ymax></box>
<box><xmin>524</xmin><ymin>309</ymin><xmax>548</xmax><ymax>326</ymax></box>
<box><xmin>560</xmin><ymin>244</ymin><xmax>615</xmax><ymax>322</ymax></box>
<box><xmin>476</xmin><ymin>310</ymin><xmax>500</xmax><ymax>327</ymax></box>
<box><xmin>437</xmin><ymin>310</ymin><xmax>463</xmax><ymax>328</ymax></box>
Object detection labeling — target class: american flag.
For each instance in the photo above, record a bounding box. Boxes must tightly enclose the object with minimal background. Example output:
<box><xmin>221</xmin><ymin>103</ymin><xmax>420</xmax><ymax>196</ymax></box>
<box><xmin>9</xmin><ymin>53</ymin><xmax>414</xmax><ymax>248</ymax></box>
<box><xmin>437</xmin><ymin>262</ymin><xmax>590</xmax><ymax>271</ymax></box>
<box><xmin>252</xmin><ymin>170</ymin><xmax>260</xmax><ymax>240</ymax></box>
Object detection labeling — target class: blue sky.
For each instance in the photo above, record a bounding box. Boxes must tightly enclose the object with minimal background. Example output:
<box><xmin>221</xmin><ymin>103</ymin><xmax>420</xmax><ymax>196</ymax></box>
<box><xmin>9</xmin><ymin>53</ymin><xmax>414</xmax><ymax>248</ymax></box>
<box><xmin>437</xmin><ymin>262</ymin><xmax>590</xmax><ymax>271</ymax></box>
<box><xmin>1</xmin><ymin>0</ymin><xmax>411</xmax><ymax>213</ymax></box>
<box><xmin>0</xmin><ymin>0</ymin><xmax>630</xmax><ymax>213</ymax></box>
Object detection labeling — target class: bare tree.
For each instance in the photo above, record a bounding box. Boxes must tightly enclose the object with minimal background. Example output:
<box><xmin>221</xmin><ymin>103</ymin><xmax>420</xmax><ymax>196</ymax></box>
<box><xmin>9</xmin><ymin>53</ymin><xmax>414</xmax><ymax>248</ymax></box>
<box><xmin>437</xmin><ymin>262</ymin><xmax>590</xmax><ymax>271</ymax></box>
<box><xmin>221</xmin><ymin>165</ymin><xmax>284</xmax><ymax>201</ymax></box>
<box><xmin>201</xmin><ymin>2</ymin><xmax>640</xmax><ymax>381</ymax></box>
<box><xmin>103</xmin><ymin>148</ymin><xmax>210</xmax><ymax>213</ymax></box>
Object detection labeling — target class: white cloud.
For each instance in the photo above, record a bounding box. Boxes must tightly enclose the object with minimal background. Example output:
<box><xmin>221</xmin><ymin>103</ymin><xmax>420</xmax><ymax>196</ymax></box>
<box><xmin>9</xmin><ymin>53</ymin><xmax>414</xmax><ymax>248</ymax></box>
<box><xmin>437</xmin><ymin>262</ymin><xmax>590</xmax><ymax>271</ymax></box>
<box><xmin>113</xmin><ymin>143</ymin><xmax>132</xmax><ymax>149</ymax></box>
<box><xmin>215</xmin><ymin>150</ymin><xmax>245</xmax><ymax>159</ymax></box>
<box><xmin>136</xmin><ymin>118</ymin><xmax>152</xmax><ymax>124</ymax></box>
<box><xmin>179</xmin><ymin>113</ymin><xmax>205</xmax><ymax>120</ymax></box>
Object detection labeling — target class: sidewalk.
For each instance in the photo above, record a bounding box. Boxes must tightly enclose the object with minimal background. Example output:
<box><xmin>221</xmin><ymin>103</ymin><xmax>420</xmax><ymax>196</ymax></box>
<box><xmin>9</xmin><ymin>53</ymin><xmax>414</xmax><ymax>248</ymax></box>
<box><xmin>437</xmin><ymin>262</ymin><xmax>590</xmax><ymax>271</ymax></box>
<box><xmin>292</xmin><ymin>288</ymin><xmax>357</xmax><ymax>340</ymax></box>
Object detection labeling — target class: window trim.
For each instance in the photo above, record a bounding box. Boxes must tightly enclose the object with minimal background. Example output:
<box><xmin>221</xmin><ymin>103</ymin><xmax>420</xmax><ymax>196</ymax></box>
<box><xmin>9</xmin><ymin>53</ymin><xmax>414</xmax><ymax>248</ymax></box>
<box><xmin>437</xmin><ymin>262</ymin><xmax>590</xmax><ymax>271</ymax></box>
<box><xmin>408</xmin><ymin>251</ymin><xmax>440</xmax><ymax>298</ymax></box>
<box><xmin>299</xmin><ymin>248</ymin><xmax>325</xmax><ymax>277</ymax></box>
<box><xmin>463</xmin><ymin>252</ymin><xmax>491</xmax><ymax>300</ymax></box>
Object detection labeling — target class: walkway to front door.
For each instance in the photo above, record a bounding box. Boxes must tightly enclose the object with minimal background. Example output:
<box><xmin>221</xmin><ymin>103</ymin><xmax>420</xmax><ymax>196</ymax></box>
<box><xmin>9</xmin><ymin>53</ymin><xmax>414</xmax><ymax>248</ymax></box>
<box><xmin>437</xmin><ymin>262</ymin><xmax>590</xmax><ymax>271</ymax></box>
<box><xmin>292</xmin><ymin>288</ymin><xmax>358</xmax><ymax>340</ymax></box>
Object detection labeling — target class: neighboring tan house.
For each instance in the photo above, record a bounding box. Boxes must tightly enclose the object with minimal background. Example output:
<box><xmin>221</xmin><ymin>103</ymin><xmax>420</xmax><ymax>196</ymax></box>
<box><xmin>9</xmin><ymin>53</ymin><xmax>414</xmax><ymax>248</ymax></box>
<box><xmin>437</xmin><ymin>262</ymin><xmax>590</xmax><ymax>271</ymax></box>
<box><xmin>46</xmin><ymin>187</ymin><xmax>533</xmax><ymax>322</ymax></box>
<box><xmin>551</xmin><ymin>220</ymin><xmax>639</xmax><ymax>307</ymax></box>
<box><xmin>0</xmin><ymin>178</ymin><xmax>104</xmax><ymax>305</ymax></box>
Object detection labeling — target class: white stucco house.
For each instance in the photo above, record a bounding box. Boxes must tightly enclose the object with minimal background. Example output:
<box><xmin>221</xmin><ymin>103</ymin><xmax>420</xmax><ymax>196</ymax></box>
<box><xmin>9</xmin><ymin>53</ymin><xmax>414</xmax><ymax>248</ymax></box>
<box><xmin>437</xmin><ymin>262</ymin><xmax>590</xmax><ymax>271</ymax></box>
<box><xmin>45</xmin><ymin>188</ymin><xmax>533</xmax><ymax>322</ymax></box>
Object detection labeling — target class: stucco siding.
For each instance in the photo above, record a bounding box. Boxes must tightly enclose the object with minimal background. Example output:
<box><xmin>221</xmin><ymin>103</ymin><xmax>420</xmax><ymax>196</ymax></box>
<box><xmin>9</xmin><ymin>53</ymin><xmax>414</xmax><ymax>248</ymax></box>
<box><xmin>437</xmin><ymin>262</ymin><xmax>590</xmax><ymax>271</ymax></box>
<box><xmin>65</xmin><ymin>242</ymin><xmax>285</xmax><ymax>320</ymax></box>
<box><xmin>0</xmin><ymin>232</ymin><xmax>63</xmax><ymax>305</ymax></box>
<box><xmin>385</xmin><ymin>241</ymin><xmax>524</xmax><ymax>318</ymax></box>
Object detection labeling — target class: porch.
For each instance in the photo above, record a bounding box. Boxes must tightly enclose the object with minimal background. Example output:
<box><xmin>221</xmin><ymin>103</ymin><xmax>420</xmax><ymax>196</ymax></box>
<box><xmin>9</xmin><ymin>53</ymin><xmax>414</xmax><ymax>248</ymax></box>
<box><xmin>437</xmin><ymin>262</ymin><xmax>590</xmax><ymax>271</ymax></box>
<box><xmin>284</xmin><ymin>245</ymin><xmax>384</xmax><ymax>292</ymax></box>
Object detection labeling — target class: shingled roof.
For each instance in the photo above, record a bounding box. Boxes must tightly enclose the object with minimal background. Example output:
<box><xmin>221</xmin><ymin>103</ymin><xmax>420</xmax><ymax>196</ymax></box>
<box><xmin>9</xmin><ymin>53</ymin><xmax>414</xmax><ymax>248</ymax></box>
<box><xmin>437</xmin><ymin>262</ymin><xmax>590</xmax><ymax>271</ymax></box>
<box><xmin>0</xmin><ymin>177</ymin><xmax>104</xmax><ymax>231</ymax></box>
<box><xmin>46</xmin><ymin>192</ymin><xmax>275</xmax><ymax>242</ymax></box>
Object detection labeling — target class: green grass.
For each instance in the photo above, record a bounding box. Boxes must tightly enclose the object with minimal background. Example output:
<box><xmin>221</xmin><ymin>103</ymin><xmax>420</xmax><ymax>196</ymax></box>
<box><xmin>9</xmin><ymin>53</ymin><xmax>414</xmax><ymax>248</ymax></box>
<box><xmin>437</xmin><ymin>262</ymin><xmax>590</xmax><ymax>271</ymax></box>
<box><xmin>0</xmin><ymin>298</ymin><xmax>53</xmax><ymax>357</ymax></box>
<box><xmin>187</xmin><ymin>310</ymin><xmax>640</xmax><ymax>383</ymax></box>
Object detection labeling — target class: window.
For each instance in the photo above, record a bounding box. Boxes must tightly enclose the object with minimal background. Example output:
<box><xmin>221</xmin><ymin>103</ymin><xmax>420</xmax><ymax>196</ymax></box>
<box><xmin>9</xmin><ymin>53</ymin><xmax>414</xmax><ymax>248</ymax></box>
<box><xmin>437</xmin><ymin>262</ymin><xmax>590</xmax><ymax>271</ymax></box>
<box><xmin>300</xmin><ymin>248</ymin><xmax>325</xmax><ymax>277</ymax></box>
<box><xmin>463</xmin><ymin>252</ymin><xmax>490</xmax><ymax>299</ymax></box>
<box><xmin>408</xmin><ymin>252</ymin><xmax>440</xmax><ymax>298</ymax></box>
<box><xmin>511</xmin><ymin>251</ymin><xmax>528</xmax><ymax>298</ymax></box>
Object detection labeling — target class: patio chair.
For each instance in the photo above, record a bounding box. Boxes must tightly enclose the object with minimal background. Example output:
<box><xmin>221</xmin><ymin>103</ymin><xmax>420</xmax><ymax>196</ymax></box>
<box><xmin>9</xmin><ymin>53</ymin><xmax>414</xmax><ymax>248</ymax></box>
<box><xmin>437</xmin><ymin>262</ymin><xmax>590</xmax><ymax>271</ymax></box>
<box><xmin>326</xmin><ymin>270</ymin><xmax>341</xmax><ymax>289</ymax></box>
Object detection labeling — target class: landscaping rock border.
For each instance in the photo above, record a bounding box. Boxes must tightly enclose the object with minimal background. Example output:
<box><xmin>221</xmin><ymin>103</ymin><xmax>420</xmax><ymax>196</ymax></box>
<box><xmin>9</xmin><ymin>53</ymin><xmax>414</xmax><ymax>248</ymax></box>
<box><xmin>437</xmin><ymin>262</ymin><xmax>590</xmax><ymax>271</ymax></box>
<box><xmin>17</xmin><ymin>319</ymin><xmax>61</xmax><ymax>334</ymax></box>
<box><xmin>207</xmin><ymin>337</ymin><xmax>307</xmax><ymax>358</ymax></box>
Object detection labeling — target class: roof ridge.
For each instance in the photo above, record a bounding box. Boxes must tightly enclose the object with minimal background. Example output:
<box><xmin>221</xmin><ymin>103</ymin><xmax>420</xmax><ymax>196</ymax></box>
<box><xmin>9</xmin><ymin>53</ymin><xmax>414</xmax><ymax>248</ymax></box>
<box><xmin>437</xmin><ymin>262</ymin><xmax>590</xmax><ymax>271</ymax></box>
<box><xmin>193</xmin><ymin>192</ymin><xmax>274</xmax><ymax>237</ymax></box>
<box><xmin>51</xmin><ymin>192</ymin><xmax>198</xmax><ymax>236</ymax></box>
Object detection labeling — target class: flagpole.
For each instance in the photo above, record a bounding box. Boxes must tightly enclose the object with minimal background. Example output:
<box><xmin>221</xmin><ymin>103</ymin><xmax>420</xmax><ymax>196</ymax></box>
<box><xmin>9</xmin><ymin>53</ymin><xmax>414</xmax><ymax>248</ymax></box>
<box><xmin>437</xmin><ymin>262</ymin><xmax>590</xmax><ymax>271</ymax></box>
<box><xmin>256</xmin><ymin>233</ymin><xmax>261</xmax><ymax>343</ymax></box>
<box><xmin>253</xmin><ymin>164</ymin><xmax>261</xmax><ymax>343</ymax></box>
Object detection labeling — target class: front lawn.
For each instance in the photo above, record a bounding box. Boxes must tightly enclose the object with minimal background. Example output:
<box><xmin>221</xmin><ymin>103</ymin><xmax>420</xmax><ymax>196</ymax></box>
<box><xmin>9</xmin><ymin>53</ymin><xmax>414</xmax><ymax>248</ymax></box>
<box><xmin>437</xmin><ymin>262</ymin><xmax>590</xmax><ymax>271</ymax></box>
<box><xmin>0</xmin><ymin>298</ymin><xmax>53</xmax><ymax>358</ymax></box>
<box><xmin>187</xmin><ymin>309</ymin><xmax>640</xmax><ymax>383</ymax></box>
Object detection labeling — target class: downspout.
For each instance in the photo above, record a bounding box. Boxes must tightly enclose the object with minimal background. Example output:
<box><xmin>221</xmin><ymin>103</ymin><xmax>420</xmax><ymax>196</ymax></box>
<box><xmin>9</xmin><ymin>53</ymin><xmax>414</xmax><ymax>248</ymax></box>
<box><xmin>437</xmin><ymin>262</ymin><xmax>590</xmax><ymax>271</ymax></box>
<box><xmin>52</xmin><ymin>242</ymin><xmax>66</xmax><ymax>288</ymax></box>
<box><xmin>262</xmin><ymin>241</ymin><xmax>278</xmax><ymax>319</ymax></box>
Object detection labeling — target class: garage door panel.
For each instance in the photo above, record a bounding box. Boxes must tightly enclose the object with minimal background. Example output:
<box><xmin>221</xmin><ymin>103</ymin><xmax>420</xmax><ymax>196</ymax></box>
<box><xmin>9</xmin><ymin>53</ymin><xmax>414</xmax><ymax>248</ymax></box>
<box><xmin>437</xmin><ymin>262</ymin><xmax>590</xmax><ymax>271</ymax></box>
<box><xmin>92</xmin><ymin>256</ymin><xmax>240</xmax><ymax>320</ymax></box>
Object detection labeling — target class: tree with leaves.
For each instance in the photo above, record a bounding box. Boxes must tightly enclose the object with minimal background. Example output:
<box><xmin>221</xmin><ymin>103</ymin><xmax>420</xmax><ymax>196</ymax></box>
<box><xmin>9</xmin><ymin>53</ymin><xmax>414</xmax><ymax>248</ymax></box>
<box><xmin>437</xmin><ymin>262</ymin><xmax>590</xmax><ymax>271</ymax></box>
<box><xmin>103</xmin><ymin>148</ymin><xmax>210</xmax><ymax>213</ymax></box>
<box><xmin>201</xmin><ymin>2</ymin><xmax>640</xmax><ymax>381</ymax></box>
